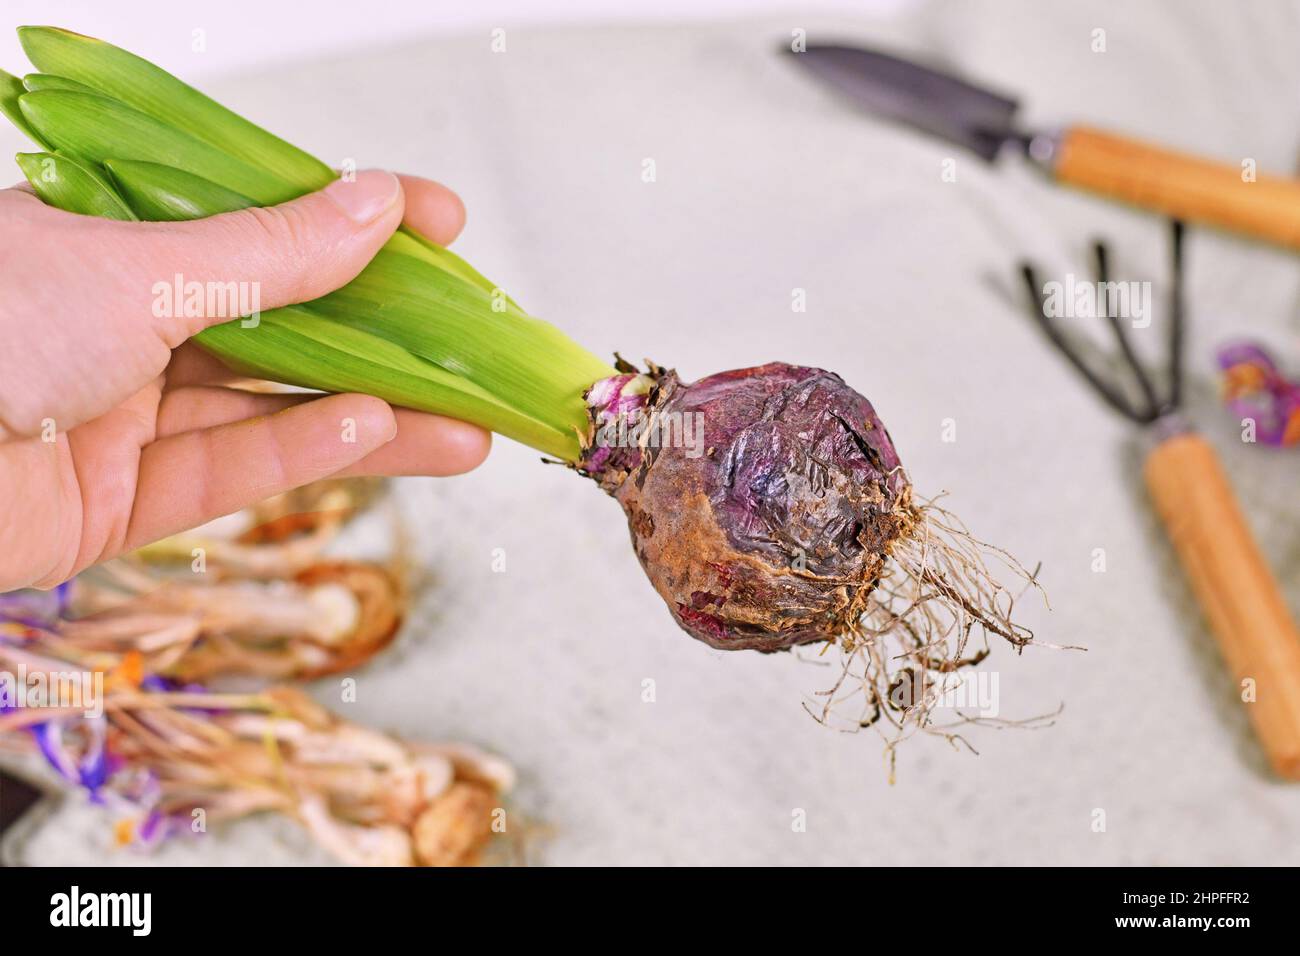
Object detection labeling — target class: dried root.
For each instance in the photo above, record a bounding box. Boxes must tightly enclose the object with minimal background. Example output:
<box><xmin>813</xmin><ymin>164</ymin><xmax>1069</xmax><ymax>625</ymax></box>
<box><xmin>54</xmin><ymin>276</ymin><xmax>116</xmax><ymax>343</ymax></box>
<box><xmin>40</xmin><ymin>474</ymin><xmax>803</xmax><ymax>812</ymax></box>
<box><xmin>0</xmin><ymin>662</ymin><xmax>514</xmax><ymax>866</ymax></box>
<box><xmin>804</xmin><ymin>488</ymin><xmax>1062</xmax><ymax>779</ymax></box>
<box><xmin>0</xmin><ymin>478</ymin><xmax>517</xmax><ymax>866</ymax></box>
<box><xmin>126</xmin><ymin>478</ymin><xmax>385</xmax><ymax>579</ymax></box>
<box><xmin>0</xmin><ymin>619</ymin><xmax>515</xmax><ymax>867</ymax></box>
<box><xmin>53</xmin><ymin>478</ymin><xmax>407</xmax><ymax>681</ymax></box>
<box><xmin>66</xmin><ymin>560</ymin><xmax>405</xmax><ymax>681</ymax></box>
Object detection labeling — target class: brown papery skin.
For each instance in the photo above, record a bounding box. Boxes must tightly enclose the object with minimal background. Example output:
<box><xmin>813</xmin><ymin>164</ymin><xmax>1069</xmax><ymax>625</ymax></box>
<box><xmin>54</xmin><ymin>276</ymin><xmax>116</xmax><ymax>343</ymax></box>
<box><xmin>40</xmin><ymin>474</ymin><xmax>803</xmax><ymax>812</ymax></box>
<box><xmin>583</xmin><ymin>363</ymin><xmax>912</xmax><ymax>652</ymax></box>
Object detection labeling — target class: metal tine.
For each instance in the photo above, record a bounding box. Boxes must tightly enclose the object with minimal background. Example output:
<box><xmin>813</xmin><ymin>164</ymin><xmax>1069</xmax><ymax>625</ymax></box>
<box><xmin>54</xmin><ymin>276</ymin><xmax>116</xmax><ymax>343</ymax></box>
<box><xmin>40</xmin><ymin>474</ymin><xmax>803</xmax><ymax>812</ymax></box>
<box><xmin>1020</xmin><ymin>262</ymin><xmax>1148</xmax><ymax>424</ymax></box>
<box><xmin>1167</xmin><ymin>219</ymin><xmax>1186</xmax><ymax>413</ymax></box>
<box><xmin>1093</xmin><ymin>240</ymin><xmax>1162</xmax><ymax>421</ymax></box>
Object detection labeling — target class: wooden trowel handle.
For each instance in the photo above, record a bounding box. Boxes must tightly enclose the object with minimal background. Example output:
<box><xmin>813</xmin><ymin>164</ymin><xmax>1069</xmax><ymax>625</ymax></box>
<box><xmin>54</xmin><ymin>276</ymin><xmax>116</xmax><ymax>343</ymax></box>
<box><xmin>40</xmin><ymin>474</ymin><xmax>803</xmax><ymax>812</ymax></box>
<box><xmin>1054</xmin><ymin>125</ymin><xmax>1300</xmax><ymax>251</ymax></box>
<box><xmin>1143</xmin><ymin>432</ymin><xmax>1300</xmax><ymax>779</ymax></box>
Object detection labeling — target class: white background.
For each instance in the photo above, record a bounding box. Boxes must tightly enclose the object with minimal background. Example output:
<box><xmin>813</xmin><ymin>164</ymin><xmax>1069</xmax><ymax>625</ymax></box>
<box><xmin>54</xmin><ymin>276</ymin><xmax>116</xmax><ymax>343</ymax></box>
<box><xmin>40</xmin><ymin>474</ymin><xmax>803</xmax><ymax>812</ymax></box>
<box><xmin>0</xmin><ymin>0</ymin><xmax>916</xmax><ymax>80</ymax></box>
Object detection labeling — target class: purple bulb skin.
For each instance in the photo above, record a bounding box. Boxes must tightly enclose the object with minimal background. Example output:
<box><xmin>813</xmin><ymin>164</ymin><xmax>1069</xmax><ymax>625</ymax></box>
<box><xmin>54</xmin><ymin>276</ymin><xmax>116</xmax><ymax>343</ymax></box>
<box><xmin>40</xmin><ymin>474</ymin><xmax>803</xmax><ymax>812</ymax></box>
<box><xmin>583</xmin><ymin>362</ymin><xmax>912</xmax><ymax>652</ymax></box>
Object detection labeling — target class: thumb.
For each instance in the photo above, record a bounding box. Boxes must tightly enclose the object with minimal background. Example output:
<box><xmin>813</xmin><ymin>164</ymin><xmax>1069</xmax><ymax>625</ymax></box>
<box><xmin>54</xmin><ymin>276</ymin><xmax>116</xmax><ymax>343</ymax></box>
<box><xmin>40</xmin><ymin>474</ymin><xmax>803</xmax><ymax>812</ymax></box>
<box><xmin>131</xmin><ymin>169</ymin><xmax>404</xmax><ymax>340</ymax></box>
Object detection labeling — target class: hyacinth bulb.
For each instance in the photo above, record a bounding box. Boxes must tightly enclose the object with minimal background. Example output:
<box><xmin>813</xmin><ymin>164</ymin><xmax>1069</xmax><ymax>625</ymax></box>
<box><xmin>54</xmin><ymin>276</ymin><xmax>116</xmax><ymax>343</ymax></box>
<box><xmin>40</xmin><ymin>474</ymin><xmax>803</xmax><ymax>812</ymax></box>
<box><xmin>581</xmin><ymin>362</ymin><xmax>915</xmax><ymax>652</ymax></box>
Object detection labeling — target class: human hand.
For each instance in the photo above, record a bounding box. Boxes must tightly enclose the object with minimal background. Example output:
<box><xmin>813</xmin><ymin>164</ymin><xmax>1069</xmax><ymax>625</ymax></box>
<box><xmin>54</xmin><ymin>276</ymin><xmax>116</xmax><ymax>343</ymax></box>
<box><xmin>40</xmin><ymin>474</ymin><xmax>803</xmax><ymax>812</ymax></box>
<box><xmin>0</xmin><ymin>170</ymin><xmax>489</xmax><ymax>591</ymax></box>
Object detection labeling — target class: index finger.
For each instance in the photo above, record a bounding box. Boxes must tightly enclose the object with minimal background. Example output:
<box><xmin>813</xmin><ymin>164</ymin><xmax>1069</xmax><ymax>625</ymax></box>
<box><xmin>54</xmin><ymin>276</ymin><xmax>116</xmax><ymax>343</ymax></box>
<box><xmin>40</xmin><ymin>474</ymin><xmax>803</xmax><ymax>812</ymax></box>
<box><xmin>396</xmin><ymin>174</ymin><xmax>466</xmax><ymax>247</ymax></box>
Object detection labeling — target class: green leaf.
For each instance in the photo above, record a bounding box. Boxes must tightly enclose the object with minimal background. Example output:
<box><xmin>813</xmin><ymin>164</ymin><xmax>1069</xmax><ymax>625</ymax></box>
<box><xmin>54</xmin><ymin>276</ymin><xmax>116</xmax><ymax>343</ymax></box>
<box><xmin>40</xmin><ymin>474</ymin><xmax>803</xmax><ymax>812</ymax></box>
<box><xmin>107</xmin><ymin>156</ymin><xmax>509</xmax><ymax>300</ymax></box>
<box><xmin>387</xmin><ymin>228</ymin><xmax>519</xmax><ymax>306</ymax></box>
<box><xmin>0</xmin><ymin>67</ymin><xmax>51</xmax><ymax>148</ymax></box>
<box><xmin>310</xmin><ymin>248</ymin><xmax>608</xmax><ymax>439</ymax></box>
<box><xmin>19</xmin><ymin>89</ymin><xmax>302</xmax><ymax>204</ymax></box>
<box><xmin>2</xmin><ymin>27</ymin><xmax>617</xmax><ymax>462</ymax></box>
<box><xmin>107</xmin><ymin>157</ymin><xmax>600</xmax><ymax>448</ymax></box>
<box><xmin>198</xmin><ymin>307</ymin><xmax>580</xmax><ymax>460</ymax></box>
<box><xmin>101</xmin><ymin>160</ymin><xmax>499</xmax><ymax>295</ymax></box>
<box><xmin>15</xmin><ymin>151</ymin><xmax>136</xmax><ymax>220</ymax></box>
<box><xmin>106</xmin><ymin>158</ymin><xmax>254</xmax><ymax>220</ymax></box>
<box><xmin>18</xmin><ymin>26</ymin><xmax>332</xmax><ymax>191</ymax></box>
<box><xmin>22</xmin><ymin>72</ymin><xmax>96</xmax><ymax>93</ymax></box>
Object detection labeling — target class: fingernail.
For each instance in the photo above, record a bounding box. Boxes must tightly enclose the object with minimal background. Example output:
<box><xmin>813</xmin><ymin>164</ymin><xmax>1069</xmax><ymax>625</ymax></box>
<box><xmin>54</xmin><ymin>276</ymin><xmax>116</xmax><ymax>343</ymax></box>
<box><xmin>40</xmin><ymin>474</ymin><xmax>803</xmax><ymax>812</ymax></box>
<box><xmin>324</xmin><ymin>170</ymin><xmax>401</xmax><ymax>224</ymax></box>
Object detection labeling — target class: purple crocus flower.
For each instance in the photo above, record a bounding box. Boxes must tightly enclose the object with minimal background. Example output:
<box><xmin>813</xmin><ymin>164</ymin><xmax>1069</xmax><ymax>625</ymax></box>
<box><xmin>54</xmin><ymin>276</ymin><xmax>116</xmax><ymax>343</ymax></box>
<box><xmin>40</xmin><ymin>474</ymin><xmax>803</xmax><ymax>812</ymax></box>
<box><xmin>30</xmin><ymin>721</ymin><xmax>78</xmax><ymax>783</ymax></box>
<box><xmin>140</xmin><ymin>674</ymin><xmax>177</xmax><ymax>693</ymax></box>
<box><xmin>77</xmin><ymin>718</ymin><xmax>109</xmax><ymax>797</ymax></box>
<box><xmin>0</xmin><ymin>587</ymin><xmax>64</xmax><ymax>628</ymax></box>
<box><xmin>1218</xmin><ymin>342</ymin><xmax>1300</xmax><ymax>447</ymax></box>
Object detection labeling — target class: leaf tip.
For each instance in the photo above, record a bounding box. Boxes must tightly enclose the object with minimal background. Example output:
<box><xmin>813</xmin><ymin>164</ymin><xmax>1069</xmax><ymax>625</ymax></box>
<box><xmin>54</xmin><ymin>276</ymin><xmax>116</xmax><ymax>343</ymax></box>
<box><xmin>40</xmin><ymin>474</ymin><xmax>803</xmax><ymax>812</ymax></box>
<box><xmin>17</xmin><ymin>26</ymin><xmax>102</xmax><ymax>65</ymax></box>
<box><xmin>18</xmin><ymin>25</ymin><xmax>96</xmax><ymax>41</ymax></box>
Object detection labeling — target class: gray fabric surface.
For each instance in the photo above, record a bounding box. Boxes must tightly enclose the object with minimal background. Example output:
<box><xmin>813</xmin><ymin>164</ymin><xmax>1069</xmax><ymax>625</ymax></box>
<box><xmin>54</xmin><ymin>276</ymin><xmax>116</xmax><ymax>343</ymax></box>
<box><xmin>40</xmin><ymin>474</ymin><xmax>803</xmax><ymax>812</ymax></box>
<box><xmin>6</xmin><ymin>0</ymin><xmax>1300</xmax><ymax>865</ymax></box>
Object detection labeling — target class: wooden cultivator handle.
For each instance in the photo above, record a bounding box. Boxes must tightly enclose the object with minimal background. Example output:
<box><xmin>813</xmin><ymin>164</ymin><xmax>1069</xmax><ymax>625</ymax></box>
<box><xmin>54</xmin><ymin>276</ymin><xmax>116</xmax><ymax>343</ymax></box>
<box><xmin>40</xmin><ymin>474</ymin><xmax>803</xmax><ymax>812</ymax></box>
<box><xmin>1055</xmin><ymin>126</ymin><xmax>1300</xmax><ymax>252</ymax></box>
<box><xmin>1143</xmin><ymin>432</ymin><xmax>1300</xmax><ymax>779</ymax></box>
